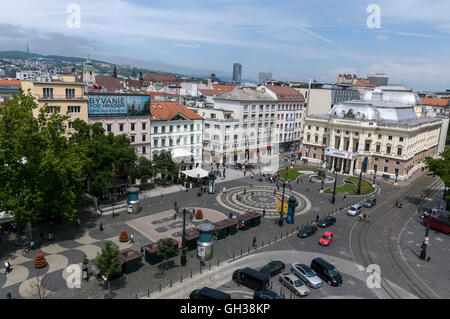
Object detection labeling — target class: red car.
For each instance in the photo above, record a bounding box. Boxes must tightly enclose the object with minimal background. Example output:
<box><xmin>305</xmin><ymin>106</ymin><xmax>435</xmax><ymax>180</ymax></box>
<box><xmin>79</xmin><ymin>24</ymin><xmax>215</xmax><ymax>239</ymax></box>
<box><xmin>319</xmin><ymin>231</ymin><xmax>334</xmax><ymax>246</ymax></box>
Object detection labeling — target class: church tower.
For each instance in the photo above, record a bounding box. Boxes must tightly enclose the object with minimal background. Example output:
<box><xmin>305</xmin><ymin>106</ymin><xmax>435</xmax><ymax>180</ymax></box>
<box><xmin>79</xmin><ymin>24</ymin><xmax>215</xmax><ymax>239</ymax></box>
<box><xmin>82</xmin><ymin>57</ymin><xmax>96</xmax><ymax>84</ymax></box>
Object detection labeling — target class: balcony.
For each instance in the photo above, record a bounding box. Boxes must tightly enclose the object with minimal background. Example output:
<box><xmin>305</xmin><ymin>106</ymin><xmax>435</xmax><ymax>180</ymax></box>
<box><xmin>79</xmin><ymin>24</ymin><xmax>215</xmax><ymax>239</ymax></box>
<box><xmin>38</xmin><ymin>95</ymin><xmax>87</xmax><ymax>101</ymax></box>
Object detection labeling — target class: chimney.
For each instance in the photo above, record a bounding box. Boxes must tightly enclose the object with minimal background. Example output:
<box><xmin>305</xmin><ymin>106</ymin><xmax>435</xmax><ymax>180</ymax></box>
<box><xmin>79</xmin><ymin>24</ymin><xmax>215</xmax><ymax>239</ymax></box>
<box><xmin>113</xmin><ymin>66</ymin><xmax>117</xmax><ymax>79</ymax></box>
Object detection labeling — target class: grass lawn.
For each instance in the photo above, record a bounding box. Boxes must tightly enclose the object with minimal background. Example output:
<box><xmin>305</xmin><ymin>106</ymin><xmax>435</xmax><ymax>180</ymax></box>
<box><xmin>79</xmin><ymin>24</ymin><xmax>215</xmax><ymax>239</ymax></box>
<box><xmin>324</xmin><ymin>177</ymin><xmax>375</xmax><ymax>195</ymax></box>
<box><xmin>277</xmin><ymin>168</ymin><xmax>304</xmax><ymax>182</ymax></box>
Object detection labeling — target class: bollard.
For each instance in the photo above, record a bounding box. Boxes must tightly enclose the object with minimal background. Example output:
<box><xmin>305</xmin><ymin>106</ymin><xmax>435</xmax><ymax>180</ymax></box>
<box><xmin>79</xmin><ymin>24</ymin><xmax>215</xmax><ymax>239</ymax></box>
<box><xmin>209</xmin><ymin>263</ymin><xmax>211</xmax><ymax>270</ymax></box>
<box><xmin>147</xmin><ymin>288</ymin><xmax>150</xmax><ymax>297</ymax></box>
<box><xmin>262</xmin><ymin>241</ymin><xmax>264</xmax><ymax>247</ymax></box>
<box><xmin>190</xmin><ymin>270</ymin><xmax>192</xmax><ymax>278</ymax></box>
<box><xmin>270</xmin><ymin>281</ymin><xmax>273</xmax><ymax>289</ymax></box>
<box><xmin>159</xmin><ymin>283</ymin><xmax>161</xmax><ymax>292</ymax></box>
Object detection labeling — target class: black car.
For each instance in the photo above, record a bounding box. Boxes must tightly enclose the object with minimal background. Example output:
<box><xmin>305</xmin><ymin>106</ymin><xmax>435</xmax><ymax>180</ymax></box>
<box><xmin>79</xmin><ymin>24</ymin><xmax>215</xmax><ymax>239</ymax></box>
<box><xmin>318</xmin><ymin>216</ymin><xmax>336</xmax><ymax>228</ymax></box>
<box><xmin>297</xmin><ymin>225</ymin><xmax>318</xmax><ymax>238</ymax></box>
<box><xmin>310</xmin><ymin>258</ymin><xmax>342</xmax><ymax>287</ymax></box>
<box><xmin>259</xmin><ymin>260</ymin><xmax>285</xmax><ymax>278</ymax></box>
<box><xmin>253</xmin><ymin>289</ymin><xmax>284</xmax><ymax>299</ymax></box>
<box><xmin>189</xmin><ymin>287</ymin><xmax>231</xmax><ymax>299</ymax></box>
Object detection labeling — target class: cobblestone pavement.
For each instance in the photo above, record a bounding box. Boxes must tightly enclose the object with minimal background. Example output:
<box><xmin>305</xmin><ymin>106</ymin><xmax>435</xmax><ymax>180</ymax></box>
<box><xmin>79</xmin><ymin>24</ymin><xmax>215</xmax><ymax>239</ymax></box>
<box><xmin>0</xmin><ymin>167</ymin><xmax>403</xmax><ymax>299</ymax></box>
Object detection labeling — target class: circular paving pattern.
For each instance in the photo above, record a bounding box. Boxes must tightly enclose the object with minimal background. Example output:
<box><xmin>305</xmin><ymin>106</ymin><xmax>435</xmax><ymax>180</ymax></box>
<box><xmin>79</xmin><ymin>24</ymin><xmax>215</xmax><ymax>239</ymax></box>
<box><xmin>216</xmin><ymin>186</ymin><xmax>311</xmax><ymax>218</ymax></box>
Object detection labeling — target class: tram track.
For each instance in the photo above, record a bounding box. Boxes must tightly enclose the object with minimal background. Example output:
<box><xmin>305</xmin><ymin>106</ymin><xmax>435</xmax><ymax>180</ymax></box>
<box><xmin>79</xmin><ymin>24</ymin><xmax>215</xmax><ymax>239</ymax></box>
<box><xmin>349</xmin><ymin>174</ymin><xmax>442</xmax><ymax>299</ymax></box>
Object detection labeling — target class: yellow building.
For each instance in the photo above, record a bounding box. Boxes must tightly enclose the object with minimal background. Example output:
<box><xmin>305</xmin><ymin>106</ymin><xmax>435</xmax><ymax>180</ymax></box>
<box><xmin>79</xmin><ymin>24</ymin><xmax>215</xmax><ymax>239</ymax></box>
<box><xmin>21</xmin><ymin>79</ymin><xmax>88</xmax><ymax>133</ymax></box>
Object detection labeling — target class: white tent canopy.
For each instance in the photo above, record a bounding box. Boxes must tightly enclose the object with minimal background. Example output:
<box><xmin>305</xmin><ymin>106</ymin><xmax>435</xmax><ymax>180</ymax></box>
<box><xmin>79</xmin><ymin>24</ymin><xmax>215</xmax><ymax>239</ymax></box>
<box><xmin>171</xmin><ymin>148</ymin><xmax>194</xmax><ymax>163</ymax></box>
<box><xmin>181</xmin><ymin>167</ymin><xmax>209</xmax><ymax>179</ymax></box>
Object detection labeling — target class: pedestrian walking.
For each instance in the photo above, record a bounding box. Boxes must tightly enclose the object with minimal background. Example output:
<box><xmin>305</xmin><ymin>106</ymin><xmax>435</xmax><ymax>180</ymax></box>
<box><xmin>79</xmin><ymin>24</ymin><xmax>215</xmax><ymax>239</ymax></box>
<box><xmin>99</xmin><ymin>222</ymin><xmax>103</xmax><ymax>232</ymax></box>
<box><xmin>262</xmin><ymin>208</ymin><xmax>266</xmax><ymax>218</ymax></box>
<box><xmin>316</xmin><ymin>214</ymin><xmax>320</xmax><ymax>223</ymax></box>
<box><xmin>300</xmin><ymin>178</ymin><xmax>303</xmax><ymax>183</ymax></box>
<box><xmin>252</xmin><ymin>236</ymin><xmax>256</xmax><ymax>248</ymax></box>
<box><xmin>251</xmin><ymin>192</ymin><xmax>254</xmax><ymax>197</ymax></box>
<box><xmin>130</xmin><ymin>233</ymin><xmax>135</xmax><ymax>243</ymax></box>
<box><xmin>359</xmin><ymin>213</ymin><xmax>363</xmax><ymax>222</ymax></box>
<box><xmin>297</xmin><ymin>178</ymin><xmax>299</xmax><ymax>184</ymax></box>
<box><xmin>173</xmin><ymin>212</ymin><xmax>177</xmax><ymax>220</ymax></box>
<box><xmin>6</xmin><ymin>290</ymin><xmax>11</xmax><ymax>299</ymax></box>
<box><xmin>343</xmin><ymin>195</ymin><xmax>347</xmax><ymax>201</ymax></box>
<box><xmin>363</xmin><ymin>213</ymin><xmax>367</xmax><ymax>221</ymax></box>
<box><xmin>395</xmin><ymin>200</ymin><xmax>398</xmax><ymax>207</ymax></box>
<box><xmin>174</xmin><ymin>201</ymin><xmax>177</xmax><ymax>210</ymax></box>
<box><xmin>4</xmin><ymin>261</ymin><xmax>10</xmax><ymax>274</ymax></box>
<box><xmin>366</xmin><ymin>216</ymin><xmax>370</xmax><ymax>223</ymax></box>
<box><xmin>273</xmin><ymin>189</ymin><xmax>277</xmax><ymax>196</ymax></box>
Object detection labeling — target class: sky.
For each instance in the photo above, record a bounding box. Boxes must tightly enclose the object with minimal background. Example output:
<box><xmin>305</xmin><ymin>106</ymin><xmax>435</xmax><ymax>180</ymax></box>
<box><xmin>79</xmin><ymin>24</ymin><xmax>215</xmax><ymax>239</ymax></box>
<box><xmin>0</xmin><ymin>0</ymin><xmax>449</xmax><ymax>90</ymax></box>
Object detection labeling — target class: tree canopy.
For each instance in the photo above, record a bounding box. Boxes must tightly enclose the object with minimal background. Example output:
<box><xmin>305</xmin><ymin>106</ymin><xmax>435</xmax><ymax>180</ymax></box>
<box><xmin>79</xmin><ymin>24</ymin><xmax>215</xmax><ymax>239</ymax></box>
<box><xmin>132</xmin><ymin>156</ymin><xmax>156</xmax><ymax>183</ymax></box>
<box><xmin>152</xmin><ymin>150</ymin><xmax>178</xmax><ymax>180</ymax></box>
<box><xmin>0</xmin><ymin>90</ymin><xmax>84</xmax><ymax>225</ymax></box>
<box><xmin>93</xmin><ymin>240</ymin><xmax>122</xmax><ymax>281</ymax></box>
<box><xmin>425</xmin><ymin>147</ymin><xmax>450</xmax><ymax>201</ymax></box>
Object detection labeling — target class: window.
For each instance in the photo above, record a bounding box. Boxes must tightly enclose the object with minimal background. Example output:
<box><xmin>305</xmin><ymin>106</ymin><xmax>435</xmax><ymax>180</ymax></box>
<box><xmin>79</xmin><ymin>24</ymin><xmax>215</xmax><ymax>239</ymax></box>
<box><xmin>107</xmin><ymin>124</ymin><xmax>112</xmax><ymax>132</ymax></box>
<box><xmin>396</xmin><ymin>161</ymin><xmax>400</xmax><ymax>165</ymax></box>
<box><xmin>374</xmin><ymin>164</ymin><xmax>378</xmax><ymax>172</ymax></box>
<box><xmin>142</xmin><ymin>134</ymin><xmax>146</xmax><ymax>142</ymax></box>
<box><xmin>315</xmin><ymin>136</ymin><xmax>318</xmax><ymax>143</ymax></box>
<box><xmin>397</xmin><ymin>148</ymin><xmax>402</xmax><ymax>156</ymax></box>
<box><xmin>399</xmin><ymin>137</ymin><xmax>404</xmax><ymax>142</ymax></box>
<box><xmin>323</xmin><ymin>137</ymin><xmax>327</xmax><ymax>144</ymax></box>
<box><xmin>378</xmin><ymin>134</ymin><xmax>382</xmax><ymax>139</ymax></box>
<box><xmin>388</xmin><ymin>136</ymin><xmax>392</xmax><ymax>140</ymax></box>
<box><xmin>385</xmin><ymin>159</ymin><xmax>389</xmax><ymax>163</ymax></box>
<box><xmin>65</xmin><ymin>89</ymin><xmax>75</xmax><ymax>99</ymax></box>
<box><xmin>376</xmin><ymin>145</ymin><xmax>381</xmax><ymax>152</ymax></box>
<box><xmin>47</xmin><ymin>106</ymin><xmax>60</xmax><ymax>114</ymax></box>
<box><xmin>161</xmin><ymin>139</ymin><xmax>165</xmax><ymax>147</ymax></box>
<box><xmin>190</xmin><ymin>124</ymin><xmax>194</xmax><ymax>131</ymax></box>
<box><xmin>131</xmin><ymin>123</ymin><xmax>135</xmax><ymax>131</ymax></box>
<box><xmin>142</xmin><ymin>123</ymin><xmax>146</xmax><ymax>130</ymax></box>
<box><xmin>386</xmin><ymin>146</ymin><xmax>391</xmax><ymax>154</ymax></box>
<box><xmin>43</xmin><ymin>88</ymin><xmax>53</xmax><ymax>98</ymax></box>
<box><xmin>130</xmin><ymin>135</ymin><xmax>135</xmax><ymax>143</ymax></box>
<box><xmin>153</xmin><ymin>139</ymin><xmax>158</xmax><ymax>147</ymax></box>
<box><xmin>169</xmin><ymin>139</ymin><xmax>173</xmax><ymax>146</ymax></box>
<box><xmin>68</xmin><ymin>122</ymin><xmax>74</xmax><ymax>130</ymax></box>
<box><xmin>68</xmin><ymin>106</ymin><xmax>81</xmax><ymax>113</ymax></box>
<box><xmin>154</xmin><ymin>127</ymin><xmax>158</xmax><ymax>134</ymax></box>
<box><xmin>384</xmin><ymin>166</ymin><xmax>388</xmax><ymax>173</ymax></box>
<box><xmin>142</xmin><ymin>146</ymin><xmax>146</xmax><ymax>154</ymax></box>
<box><xmin>119</xmin><ymin>124</ymin><xmax>124</xmax><ymax>132</ymax></box>
<box><xmin>365</xmin><ymin>143</ymin><xmax>370</xmax><ymax>152</ymax></box>
<box><xmin>307</xmin><ymin>135</ymin><xmax>310</xmax><ymax>142</ymax></box>
<box><xmin>395</xmin><ymin>168</ymin><xmax>399</xmax><ymax>175</ymax></box>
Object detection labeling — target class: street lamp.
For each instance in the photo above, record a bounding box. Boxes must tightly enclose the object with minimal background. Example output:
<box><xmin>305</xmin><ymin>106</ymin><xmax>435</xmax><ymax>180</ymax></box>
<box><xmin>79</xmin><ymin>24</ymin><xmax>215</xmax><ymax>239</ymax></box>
<box><xmin>321</xmin><ymin>177</ymin><xmax>324</xmax><ymax>191</ymax></box>
<box><xmin>331</xmin><ymin>170</ymin><xmax>337</xmax><ymax>204</ymax></box>
<box><xmin>279</xmin><ymin>158</ymin><xmax>288</xmax><ymax>226</ymax></box>
<box><xmin>357</xmin><ymin>157</ymin><xmax>368</xmax><ymax>195</ymax></box>
<box><xmin>419</xmin><ymin>224</ymin><xmax>430</xmax><ymax>261</ymax></box>
<box><xmin>373</xmin><ymin>167</ymin><xmax>377</xmax><ymax>186</ymax></box>
<box><xmin>181</xmin><ymin>208</ymin><xmax>187</xmax><ymax>266</ymax></box>
<box><xmin>395</xmin><ymin>173</ymin><xmax>398</xmax><ymax>184</ymax></box>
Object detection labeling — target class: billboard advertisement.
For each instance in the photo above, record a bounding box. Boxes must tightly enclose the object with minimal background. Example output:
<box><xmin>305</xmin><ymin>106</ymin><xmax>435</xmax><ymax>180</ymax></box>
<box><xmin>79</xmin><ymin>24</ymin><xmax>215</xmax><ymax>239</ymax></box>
<box><xmin>88</xmin><ymin>94</ymin><xmax>150</xmax><ymax>117</ymax></box>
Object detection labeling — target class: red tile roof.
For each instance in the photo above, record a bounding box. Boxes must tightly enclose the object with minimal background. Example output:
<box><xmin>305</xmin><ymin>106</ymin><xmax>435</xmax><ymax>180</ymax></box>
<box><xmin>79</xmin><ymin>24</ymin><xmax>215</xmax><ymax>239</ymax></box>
<box><xmin>199</xmin><ymin>89</ymin><xmax>224</xmax><ymax>97</ymax></box>
<box><xmin>143</xmin><ymin>74</ymin><xmax>177</xmax><ymax>83</ymax></box>
<box><xmin>212</xmin><ymin>84</ymin><xmax>236</xmax><ymax>92</ymax></box>
<box><xmin>352</xmin><ymin>79</ymin><xmax>375</xmax><ymax>87</ymax></box>
<box><xmin>150</xmin><ymin>101</ymin><xmax>203</xmax><ymax>121</ymax></box>
<box><xmin>96</xmin><ymin>75</ymin><xmax>122</xmax><ymax>91</ymax></box>
<box><xmin>421</xmin><ymin>98</ymin><xmax>450</xmax><ymax>107</ymax></box>
<box><xmin>0</xmin><ymin>80</ymin><xmax>21</xmax><ymax>86</ymax></box>
<box><xmin>265</xmin><ymin>85</ymin><xmax>305</xmax><ymax>102</ymax></box>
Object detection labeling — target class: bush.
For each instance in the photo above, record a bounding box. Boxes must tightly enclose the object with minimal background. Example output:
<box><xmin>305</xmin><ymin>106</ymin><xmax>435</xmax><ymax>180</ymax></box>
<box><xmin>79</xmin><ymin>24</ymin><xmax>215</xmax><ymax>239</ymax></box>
<box><xmin>195</xmin><ymin>209</ymin><xmax>203</xmax><ymax>220</ymax></box>
<box><xmin>34</xmin><ymin>253</ymin><xmax>48</xmax><ymax>269</ymax></box>
<box><xmin>119</xmin><ymin>230</ymin><xmax>129</xmax><ymax>242</ymax></box>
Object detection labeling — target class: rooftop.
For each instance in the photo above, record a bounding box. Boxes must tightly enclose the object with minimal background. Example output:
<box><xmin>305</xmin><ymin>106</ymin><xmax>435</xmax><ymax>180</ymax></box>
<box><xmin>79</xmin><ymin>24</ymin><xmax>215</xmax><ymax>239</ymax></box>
<box><xmin>213</xmin><ymin>88</ymin><xmax>276</xmax><ymax>102</ymax></box>
<box><xmin>150</xmin><ymin>101</ymin><xmax>203</xmax><ymax>121</ymax></box>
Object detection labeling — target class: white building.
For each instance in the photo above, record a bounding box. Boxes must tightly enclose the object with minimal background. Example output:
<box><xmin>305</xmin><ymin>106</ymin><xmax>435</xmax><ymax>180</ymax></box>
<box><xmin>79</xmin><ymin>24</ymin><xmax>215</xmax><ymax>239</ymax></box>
<box><xmin>201</xmin><ymin>89</ymin><xmax>277</xmax><ymax>165</ymax></box>
<box><xmin>150</xmin><ymin>101</ymin><xmax>204</xmax><ymax>170</ymax></box>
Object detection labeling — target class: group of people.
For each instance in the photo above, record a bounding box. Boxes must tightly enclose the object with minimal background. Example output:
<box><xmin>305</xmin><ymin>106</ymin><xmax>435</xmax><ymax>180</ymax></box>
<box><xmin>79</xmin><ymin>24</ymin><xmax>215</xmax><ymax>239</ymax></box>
<box><xmin>359</xmin><ymin>213</ymin><xmax>370</xmax><ymax>223</ymax></box>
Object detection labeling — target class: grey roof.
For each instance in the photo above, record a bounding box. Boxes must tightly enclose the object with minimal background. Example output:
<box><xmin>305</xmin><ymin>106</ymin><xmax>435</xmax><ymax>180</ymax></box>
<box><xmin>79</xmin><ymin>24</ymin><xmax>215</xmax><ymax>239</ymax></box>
<box><xmin>213</xmin><ymin>88</ymin><xmax>276</xmax><ymax>102</ymax></box>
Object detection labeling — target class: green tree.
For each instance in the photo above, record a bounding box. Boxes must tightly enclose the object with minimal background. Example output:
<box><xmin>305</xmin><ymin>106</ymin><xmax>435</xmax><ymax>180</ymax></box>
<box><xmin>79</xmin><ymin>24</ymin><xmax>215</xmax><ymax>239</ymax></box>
<box><xmin>69</xmin><ymin>119</ymin><xmax>137</xmax><ymax>195</ymax></box>
<box><xmin>0</xmin><ymin>90</ymin><xmax>85</xmax><ymax>234</ymax></box>
<box><xmin>152</xmin><ymin>150</ymin><xmax>178</xmax><ymax>181</ymax></box>
<box><xmin>156</xmin><ymin>238</ymin><xmax>178</xmax><ymax>276</ymax></box>
<box><xmin>132</xmin><ymin>156</ymin><xmax>156</xmax><ymax>184</ymax></box>
<box><xmin>93</xmin><ymin>241</ymin><xmax>122</xmax><ymax>292</ymax></box>
<box><xmin>425</xmin><ymin>147</ymin><xmax>450</xmax><ymax>209</ymax></box>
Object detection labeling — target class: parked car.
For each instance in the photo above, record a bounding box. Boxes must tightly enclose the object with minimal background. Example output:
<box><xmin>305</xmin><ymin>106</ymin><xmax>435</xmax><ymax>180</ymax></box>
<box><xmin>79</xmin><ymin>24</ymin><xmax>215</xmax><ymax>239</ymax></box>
<box><xmin>347</xmin><ymin>204</ymin><xmax>362</xmax><ymax>216</ymax></box>
<box><xmin>297</xmin><ymin>225</ymin><xmax>318</xmax><ymax>238</ymax></box>
<box><xmin>233</xmin><ymin>267</ymin><xmax>269</xmax><ymax>290</ymax></box>
<box><xmin>310</xmin><ymin>258</ymin><xmax>342</xmax><ymax>287</ymax></box>
<box><xmin>318</xmin><ymin>216</ymin><xmax>336</xmax><ymax>228</ymax></box>
<box><xmin>363</xmin><ymin>198</ymin><xmax>376</xmax><ymax>208</ymax></box>
<box><xmin>290</xmin><ymin>263</ymin><xmax>322</xmax><ymax>288</ymax></box>
<box><xmin>253</xmin><ymin>288</ymin><xmax>284</xmax><ymax>299</ymax></box>
<box><xmin>189</xmin><ymin>287</ymin><xmax>231</xmax><ymax>299</ymax></box>
<box><xmin>259</xmin><ymin>260</ymin><xmax>285</xmax><ymax>278</ymax></box>
<box><xmin>279</xmin><ymin>272</ymin><xmax>310</xmax><ymax>296</ymax></box>
<box><xmin>319</xmin><ymin>231</ymin><xmax>334</xmax><ymax>246</ymax></box>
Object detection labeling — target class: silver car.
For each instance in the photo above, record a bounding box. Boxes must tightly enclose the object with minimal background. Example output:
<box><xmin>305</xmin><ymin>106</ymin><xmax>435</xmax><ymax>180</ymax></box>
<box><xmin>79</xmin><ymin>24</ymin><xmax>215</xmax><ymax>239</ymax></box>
<box><xmin>291</xmin><ymin>263</ymin><xmax>322</xmax><ymax>288</ymax></box>
<box><xmin>279</xmin><ymin>273</ymin><xmax>310</xmax><ymax>297</ymax></box>
<box><xmin>347</xmin><ymin>204</ymin><xmax>362</xmax><ymax>216</ymax></box>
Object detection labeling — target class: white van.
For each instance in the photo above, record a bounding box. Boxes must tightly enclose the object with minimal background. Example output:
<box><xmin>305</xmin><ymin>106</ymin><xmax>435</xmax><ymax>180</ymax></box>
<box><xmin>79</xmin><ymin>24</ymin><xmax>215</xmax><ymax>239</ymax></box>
<box><xmin>347</xmin><ymin>204</ymin><xmax>362</xmax><ymax>216</ymax></box>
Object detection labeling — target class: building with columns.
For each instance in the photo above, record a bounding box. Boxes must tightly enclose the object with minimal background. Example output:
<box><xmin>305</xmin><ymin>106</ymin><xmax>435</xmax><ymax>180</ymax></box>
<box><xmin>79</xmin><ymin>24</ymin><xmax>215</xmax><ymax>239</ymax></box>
<box><xmin>301</xmin><ymin>86</ymin><xmax>443</xmax><ymax>181</ymax></box>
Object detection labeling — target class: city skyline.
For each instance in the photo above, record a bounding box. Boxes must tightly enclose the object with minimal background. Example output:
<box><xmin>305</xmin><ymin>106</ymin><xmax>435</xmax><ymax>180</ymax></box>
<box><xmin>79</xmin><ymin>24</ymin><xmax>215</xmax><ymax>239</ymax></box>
<box><xmin>0</xmin><ymin>0</ymin><xmax>450</xmax><ymax>90</ymax></box>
